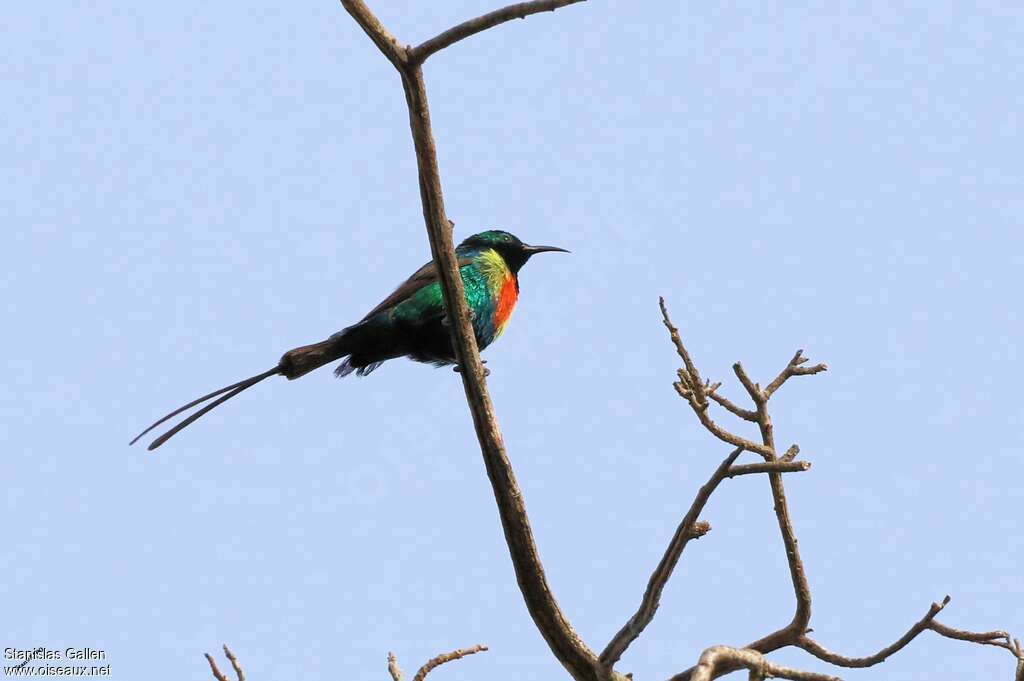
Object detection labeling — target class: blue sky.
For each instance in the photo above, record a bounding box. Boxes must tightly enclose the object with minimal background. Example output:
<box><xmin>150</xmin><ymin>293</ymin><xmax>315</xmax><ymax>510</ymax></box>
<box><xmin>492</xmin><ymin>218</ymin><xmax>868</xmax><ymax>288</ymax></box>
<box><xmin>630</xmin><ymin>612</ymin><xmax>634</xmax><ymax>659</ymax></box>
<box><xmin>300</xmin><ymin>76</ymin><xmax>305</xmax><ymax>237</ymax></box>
<box><xmin>3</xmin><ymin>2</ymin><xmax>1021</xmax><ymax>680</ymax></box>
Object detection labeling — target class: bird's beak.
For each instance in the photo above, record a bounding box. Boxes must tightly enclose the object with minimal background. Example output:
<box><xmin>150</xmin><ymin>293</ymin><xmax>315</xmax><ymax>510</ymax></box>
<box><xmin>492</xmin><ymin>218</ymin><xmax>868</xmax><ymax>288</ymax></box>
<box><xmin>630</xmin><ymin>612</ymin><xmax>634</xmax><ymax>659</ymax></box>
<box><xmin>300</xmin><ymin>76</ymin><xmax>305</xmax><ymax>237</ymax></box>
<box><xmin>523</xmin><ymin>244</ymin><xmax>570</xmax><ymax>255</ymax></box>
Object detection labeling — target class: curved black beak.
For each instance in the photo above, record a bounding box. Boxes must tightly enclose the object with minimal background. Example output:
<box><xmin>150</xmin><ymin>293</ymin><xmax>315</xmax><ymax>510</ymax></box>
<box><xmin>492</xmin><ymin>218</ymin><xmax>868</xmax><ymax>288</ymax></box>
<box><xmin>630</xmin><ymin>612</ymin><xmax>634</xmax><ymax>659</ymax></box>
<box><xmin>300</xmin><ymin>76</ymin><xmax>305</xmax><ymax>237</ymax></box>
<box><xmin>523</xmin><ymin>244</ymin><xmax>570</xmax><ymax>255</ymax></box>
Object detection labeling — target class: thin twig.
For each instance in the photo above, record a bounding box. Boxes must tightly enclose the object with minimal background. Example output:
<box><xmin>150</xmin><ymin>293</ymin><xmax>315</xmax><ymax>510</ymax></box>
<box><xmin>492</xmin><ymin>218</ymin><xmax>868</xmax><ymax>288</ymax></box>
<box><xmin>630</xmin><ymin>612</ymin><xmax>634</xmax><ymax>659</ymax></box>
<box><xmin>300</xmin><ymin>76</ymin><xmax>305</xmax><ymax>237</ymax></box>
<box><xmin>602</xmin><ymin>447</ymin><xmax>811</xmax><ymax>666</ymax></box>
<box><xmin>796</xmin><ymin>596</ymin><xmax>950</xmax><ymax>667</ymax></box>
<box><xmin>929</xmin><ymin>619</ymin><xmax>1020</xmax><ymax>653</ymax></box>
<box><xmin>732</xmin><ymin>362</ymin><xmax>763</xmax><ymax>405</ymax></box>
<box><xmin>689</xmin><ymin>646</ymin><xmax>840</xmax><ymax>681</ymax></box>
<box><xmin>410</xmin><ymin>0</ymin><xmax>586</xmax><ymax>64</ymax></box>
<box><xmin>601</xmin><ymin>447</ymin><xmax>743</xmax><ymax>666</ymax></box>
<box><xmin>727</xmin><ymin>461</ymin><xmax>811</xmax><ymax>477</ymax></box>
<box><xmin>660</xmin><ymin>297</ymin><xmax>708</xmax><ymax>407</ymax></box>
<box><xmin>675</xmin><ymin>379</ymin><xmax>772</xmax><ymax>455</ymax></box>
<box><xmin>706</xmin><ymin>387</ymin><xmax>757</xmax><ymax>421</ymax></box>
<box><xmin>205</xmin><ymin>654</ymin><xmax>228</xmax><ymax>681</ymax></box>
<box><xmin>204</xmin><ymin>646</ymin><xmax>243</xmax><ymax>681</ymax></box>
<box><xmin>388</xmin><ymin>652</ymin><xmax>403</xmax><ymax>681</ymax></box>
<box><xmin>412</xmin><ymin>645</ymin><xmax>488</xmax><ymax>681</ymax></box>
<box><xmin>764</xmin><ymin>350</ymin><xmax>828</xmax><ymax>399</ymax></box>
<box><xmin>223</xmin><ymin>645</ymin><xmax>244</xmax><ymax>681</ymax></box>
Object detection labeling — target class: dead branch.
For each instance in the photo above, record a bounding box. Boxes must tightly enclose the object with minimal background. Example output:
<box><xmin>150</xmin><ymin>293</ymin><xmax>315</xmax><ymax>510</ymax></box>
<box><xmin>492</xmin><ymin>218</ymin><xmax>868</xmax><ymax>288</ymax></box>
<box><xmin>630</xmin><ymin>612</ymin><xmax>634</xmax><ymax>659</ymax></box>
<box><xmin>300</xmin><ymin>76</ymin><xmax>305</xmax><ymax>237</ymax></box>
<box><xmin>765</xmin><ymin>351</ymin><xmax>828</xmax><ymax>399</ymax></box>
<box><xmin>661</xmin><ymin>297</ymin><xmax>1019</xmax><ymax>681</ymax></box>
<box><xmin>601</xmin><ymin>447</ymin><xmax>742</xmax><ymax>666</ymax></box>
<box><xmin>338</xmin><ymin>2</ymin><xmax>603</xmax><ymax>680</ymax></box>
<box><xmin>410</xmin><ymin>1</ymin><xmax>585</xmax><ymax>64</ymax></box>
<box><xmin>205</xmin><ymin>645</ymin><xmax>244</xmax><ymax>681</ymax></box>
<box><xmin>793</xmin><ymin>597</ymin><xmax>1024</xmax><ymax>672</ymax></box>
<box><xmin>602</xmin><ymin>446</ymin><xmax>811</xmax><ymax>666</ymax></box>
<box><xmin>412</xmin><ymin>645</ymin><xmax>488</xmax><ymax>681</ymax></box>
<box><xmin>661</xmin><ymin>297</ymin><xmax>816</xmax><ymax>647</ymax></box>
<box><xmin>387</xmin><ymin>652</ymin><xmax>403</xmax><ymax>681</ymax></box>
<box><xmin>689</xmin><ymin>646</ymin><xmax>840</xmax><ymax>681</ymax></box>
<box><xmin>795</xmin><ymin>596</ymin><xmax>950</xmax><ymax>667</ymax></box>
<box><xmin>706</xmin><ymin>386</ymin><xmax>757</xmax><ymax>421</ymax></box>
<box><xmin>727</xmin><ymin>461</ymin><xmax>811</xmax><ymax>477</ymax></box>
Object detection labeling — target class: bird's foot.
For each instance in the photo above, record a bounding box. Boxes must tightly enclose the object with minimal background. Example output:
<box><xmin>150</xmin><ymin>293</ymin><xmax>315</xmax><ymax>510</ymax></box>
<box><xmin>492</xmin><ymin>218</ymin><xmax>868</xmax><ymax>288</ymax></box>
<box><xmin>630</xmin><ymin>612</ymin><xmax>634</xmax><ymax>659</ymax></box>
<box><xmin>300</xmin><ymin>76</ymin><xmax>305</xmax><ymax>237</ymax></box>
<box><xmin>453</xmin><ymin>360</ymin><xmax>489</xmax><ymax>377</ymax></box>
<box><xmin>441</xmin><ymin>309</ymin><xmax>477</xmax><ymax>327</ymax></box>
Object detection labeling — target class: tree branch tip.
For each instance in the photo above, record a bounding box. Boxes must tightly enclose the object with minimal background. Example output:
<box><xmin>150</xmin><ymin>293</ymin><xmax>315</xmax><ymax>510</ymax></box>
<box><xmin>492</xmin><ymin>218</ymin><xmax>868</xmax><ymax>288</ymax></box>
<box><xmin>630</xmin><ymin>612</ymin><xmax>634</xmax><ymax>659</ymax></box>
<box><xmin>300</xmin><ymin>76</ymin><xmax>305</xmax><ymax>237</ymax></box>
<box><xmin>204</xmin><ymin>653</ymin><xmax>228</xmax><ymax>681</ymax></box>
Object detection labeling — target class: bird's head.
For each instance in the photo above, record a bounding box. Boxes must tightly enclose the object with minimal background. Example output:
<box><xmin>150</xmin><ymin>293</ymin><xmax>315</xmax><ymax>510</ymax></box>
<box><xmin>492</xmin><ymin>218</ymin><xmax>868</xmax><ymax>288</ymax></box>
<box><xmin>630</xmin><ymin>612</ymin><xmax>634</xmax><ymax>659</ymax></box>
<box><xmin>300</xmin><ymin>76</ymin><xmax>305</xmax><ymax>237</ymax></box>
<box><xmin>459</xmin><ymin>230</ymin><xmax>569</xmax><ymax>273</ymax></box>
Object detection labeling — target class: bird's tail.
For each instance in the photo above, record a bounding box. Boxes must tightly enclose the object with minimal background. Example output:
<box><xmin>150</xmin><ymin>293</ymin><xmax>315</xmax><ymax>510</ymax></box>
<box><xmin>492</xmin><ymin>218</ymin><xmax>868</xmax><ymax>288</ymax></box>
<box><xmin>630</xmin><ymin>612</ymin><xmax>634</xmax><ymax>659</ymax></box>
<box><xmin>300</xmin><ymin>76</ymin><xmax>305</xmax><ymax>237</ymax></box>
<box><xmin>131</xmin><ymin>337</ymin><xmax>350</xmax><ymax>451</ymax></box>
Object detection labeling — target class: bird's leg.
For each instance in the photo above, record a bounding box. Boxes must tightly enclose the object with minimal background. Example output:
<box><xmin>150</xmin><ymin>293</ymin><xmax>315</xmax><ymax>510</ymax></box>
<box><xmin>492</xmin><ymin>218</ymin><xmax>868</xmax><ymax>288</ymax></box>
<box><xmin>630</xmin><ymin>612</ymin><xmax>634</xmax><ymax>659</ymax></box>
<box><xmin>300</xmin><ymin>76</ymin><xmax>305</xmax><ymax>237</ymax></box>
<box><xmin>453</xmin><ymin>360</ymin><xmax>489</xmax><ymax>377</ymax></box>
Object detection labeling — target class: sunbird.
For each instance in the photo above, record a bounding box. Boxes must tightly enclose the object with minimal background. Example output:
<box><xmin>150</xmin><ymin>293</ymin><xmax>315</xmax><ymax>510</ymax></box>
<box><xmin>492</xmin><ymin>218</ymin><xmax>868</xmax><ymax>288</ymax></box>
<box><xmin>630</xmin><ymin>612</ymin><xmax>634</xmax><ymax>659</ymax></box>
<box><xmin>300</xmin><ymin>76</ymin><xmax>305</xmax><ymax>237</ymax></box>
<box><xmin>131</xmin><ymin>230</ymin><xmax>568</xmax><ymax>450</ymax></box>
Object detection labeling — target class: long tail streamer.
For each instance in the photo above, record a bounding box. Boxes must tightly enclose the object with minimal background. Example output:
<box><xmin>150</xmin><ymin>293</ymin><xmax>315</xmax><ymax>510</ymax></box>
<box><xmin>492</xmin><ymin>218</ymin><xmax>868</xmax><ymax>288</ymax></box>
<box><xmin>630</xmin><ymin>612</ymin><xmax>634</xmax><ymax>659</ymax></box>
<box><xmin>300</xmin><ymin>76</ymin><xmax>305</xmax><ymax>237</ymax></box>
<box><xmin>130</xmin><ymin>367</ymin><xmax>279</xmax><ymax>451</ymax></box>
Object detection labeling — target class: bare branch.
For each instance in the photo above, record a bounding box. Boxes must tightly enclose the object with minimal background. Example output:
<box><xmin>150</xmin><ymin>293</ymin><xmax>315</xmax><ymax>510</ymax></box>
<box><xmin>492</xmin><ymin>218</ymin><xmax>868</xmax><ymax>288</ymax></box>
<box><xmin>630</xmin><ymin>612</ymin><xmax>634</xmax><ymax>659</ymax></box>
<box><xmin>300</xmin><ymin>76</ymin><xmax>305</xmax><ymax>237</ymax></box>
<box><xmin>660</xmin><ymin>302</ymin><xmax>816</xmax><ymax>676</ymax></box>
<box><xmin>603</xmin><ymin>447</ymin><xmax>812</xmax><ymax>666</ymax></box>
<box><xmin>410</xmin><ymin>0</ymin><xmax>586</xmax><ymax>64</ymax></box>
<box><xmin>793</xmin><ymin>598</ymin><xmax>1024</xmax><ymax>676</ymax></box>
<box><xmin>706</xmin><ymin>385</ymin><xmax>757</xmax><ymax>421</ymax></box>
<box><xmin>660</xmin><ymin>297</ymin><xmax>708</xmax><ymax>407</ymax></box>
<box><xmin>340</xmin><ymin>5</ymin><xmax>1020</xmax><ymax>681</ymax></box>
<box><xmin>727</xmin><ymin>461</ymin><xmax>811</xmax><ymax>478</ymax></box>
<box><xmin>205</xmin><ymin>646</ymin><xmax>243</xmax><ymax>681</ymax></box>
<box><xmin>660</xmin><ymin>300</ymin><xmax>773</xmax><ymax>456</ymax></box>
<box><xmin>388</xmin><ymin>652</ymin><xmax>403</xmax><ymax>681</ymax></box>
<box><xmin>341</xmin><ymin>3</ymin><xmax>604</xmax><ymax>679</ymax></box>
<box><xmin>689</xmin><ymin>646</ymin><xmax>840</xmax><ymax>681</ymax></box>
<box><xmin>673</xmin><ymin>377</ymin><xmax>773</xmax><ymax>456</ymax></box>
<box><xmin>732</xmin><ymin>362</ymin><xmax>763</xmax><ymax>405</ymax></box>
<box><xmin>412</xmin><ymin>645</ymin><xmax>488</xmax><ymax>681</ymax></box>
<box><xmin>205</xmin><ymin>654</ymin><xmax>228</xmax><ymax>681</ymax></box>
<box><xmin>796</xmin><ymin>596</ymin><xmax>950</xmax><ymax>667</ymax></box>
<box><xmin>780</xmin><ymin>445</ymin><xmax>800</xmax><ymax>462</ymax></box>
<box><xmin>223</xmin><ymin>645</ymin><xmax>244</xmax><ymax>681</ymax></box>
<box><xmin>764</xmin><ymin>350</ymin><xmax>828</xmax><ymax>399</ymax></box>
<box><xmin>929</xmin><ymin>618</ymin><xmax>1023</xmax><ymax>657</ymax></box>
<box><xmin>601</xmin><ymin>447</ymin><xmax>743</xmax><ymax>666</ymax></box>
<box><xmin>339</xmin><ymin>0</ymin><xmax>408</xmax><ymax>68</ymax></box>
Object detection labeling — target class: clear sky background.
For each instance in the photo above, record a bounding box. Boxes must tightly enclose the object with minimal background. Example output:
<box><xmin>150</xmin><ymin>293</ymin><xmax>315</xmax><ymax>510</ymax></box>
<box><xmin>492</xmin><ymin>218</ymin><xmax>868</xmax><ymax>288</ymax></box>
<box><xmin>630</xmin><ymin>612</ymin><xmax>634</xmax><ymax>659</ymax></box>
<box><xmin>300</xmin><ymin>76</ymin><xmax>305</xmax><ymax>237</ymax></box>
<box><xmin>4</xmin><ymin>2</ymin><xmax>1022</xmax><ymax>680</ymax></box>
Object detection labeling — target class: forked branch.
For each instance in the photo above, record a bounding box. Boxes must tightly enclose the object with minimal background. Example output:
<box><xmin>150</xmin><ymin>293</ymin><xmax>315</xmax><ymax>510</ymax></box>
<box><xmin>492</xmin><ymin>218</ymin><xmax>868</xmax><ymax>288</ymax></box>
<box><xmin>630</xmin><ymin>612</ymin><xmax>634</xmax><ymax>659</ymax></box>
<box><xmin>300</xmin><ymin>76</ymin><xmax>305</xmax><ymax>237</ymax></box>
<box><xmin>660</xmin><ymin>297</ymin><xmax>1020</xmax><ymax>681</ymax></box>
<box><xmin>338</xmin><ymin>2</ymin><xmax>602</xmax><ymax>680</ymax></box>
<box><xmin>410</xmin><ymin>0</ymin><xmax>586</xmax><ymax>64</ymax></box>
<box><xmin>795</xmin><ymin>596</ymin><xmax>951</xmax><ymax>667</ymax></box>
<box><xmin>660</xmin><ymin>296</ymin><xmax>816</xmax><ymax>650</ymax></box>
<box><xmin>205</xmin><ymin>645</ymin><xmax>244</xmax><ymax>681</ymax></box>
<box><xmin>690</xmin><ymin>646</ymin><xmax>839</xmax><ymax>681</ymax></box>
<box><xmin>601</xmin><ymin>448</ymin><xmax>812</xmax><ymax>666</ymax></box>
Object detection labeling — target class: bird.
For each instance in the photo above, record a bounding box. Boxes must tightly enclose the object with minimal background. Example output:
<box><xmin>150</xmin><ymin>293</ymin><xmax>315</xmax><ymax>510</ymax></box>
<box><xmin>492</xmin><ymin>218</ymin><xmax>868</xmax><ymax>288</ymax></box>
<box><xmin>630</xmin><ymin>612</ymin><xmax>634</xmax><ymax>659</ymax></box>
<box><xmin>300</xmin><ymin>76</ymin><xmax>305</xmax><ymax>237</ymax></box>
<box><xmin>130</xmin><ymin>229</ymin><xmax>568</xmax><ymax>450</ymax></box>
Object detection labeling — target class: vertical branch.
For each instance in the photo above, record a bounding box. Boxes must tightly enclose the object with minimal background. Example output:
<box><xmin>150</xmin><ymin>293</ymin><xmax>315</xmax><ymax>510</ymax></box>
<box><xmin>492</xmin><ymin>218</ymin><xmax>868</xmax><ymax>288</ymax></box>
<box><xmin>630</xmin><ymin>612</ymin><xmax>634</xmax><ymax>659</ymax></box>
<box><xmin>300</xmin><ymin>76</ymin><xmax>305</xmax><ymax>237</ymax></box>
<box><xmin>400</xmin><ymin>60</ymin><xmax>599</xmax><ymax>681</ymax></box>
<box><xmin>340</xmin><ymin>3</ymin><xmax>602</xmax><ymax>679</ymax></box>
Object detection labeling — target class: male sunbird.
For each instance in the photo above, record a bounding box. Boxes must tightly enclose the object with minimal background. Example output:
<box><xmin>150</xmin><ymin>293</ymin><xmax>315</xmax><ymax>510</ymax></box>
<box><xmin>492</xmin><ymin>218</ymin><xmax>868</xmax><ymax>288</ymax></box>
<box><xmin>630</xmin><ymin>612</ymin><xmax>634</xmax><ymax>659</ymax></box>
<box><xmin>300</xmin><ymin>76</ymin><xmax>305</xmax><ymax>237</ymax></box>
<box><xmin>131</xmin><ymin>230</ymin><xmax>568</xmax><ymax>450</ymax></box>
